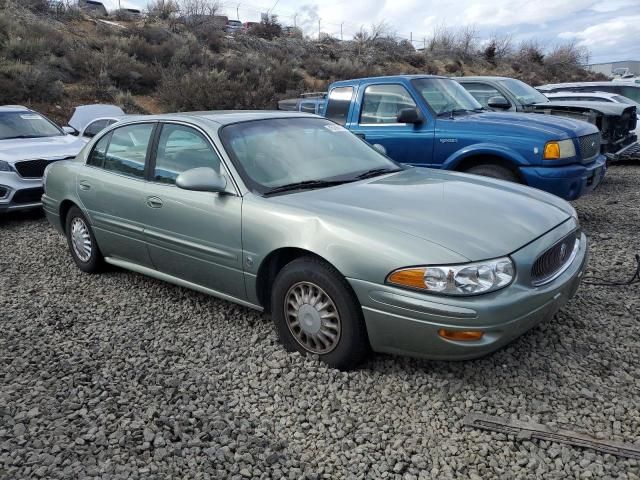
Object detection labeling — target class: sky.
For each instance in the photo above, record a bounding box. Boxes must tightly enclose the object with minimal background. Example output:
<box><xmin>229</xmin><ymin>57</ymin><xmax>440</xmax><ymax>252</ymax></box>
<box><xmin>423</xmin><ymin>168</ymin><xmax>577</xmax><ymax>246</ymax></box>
<box><xmin>109</xmin><ymin>0</ymin><xmax>639</xmax><ymax>63</ymax></box>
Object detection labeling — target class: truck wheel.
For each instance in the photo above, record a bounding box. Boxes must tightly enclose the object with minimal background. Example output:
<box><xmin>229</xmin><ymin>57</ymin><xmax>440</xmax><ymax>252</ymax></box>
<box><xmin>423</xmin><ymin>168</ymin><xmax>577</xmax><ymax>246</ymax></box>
<box><xmin>65</xmin><ymin>206</ymin><xmax>103</xmax><ymax>273</ymax></box>
<box><xmin>271</xmin><ymin>256</ymin><xmax>370</xmax><ymax>370</ymax></box>
<box><xmin>466</xmin><ymin>164</ymin><xmax>520</xmax><ymax>183</ymax></box>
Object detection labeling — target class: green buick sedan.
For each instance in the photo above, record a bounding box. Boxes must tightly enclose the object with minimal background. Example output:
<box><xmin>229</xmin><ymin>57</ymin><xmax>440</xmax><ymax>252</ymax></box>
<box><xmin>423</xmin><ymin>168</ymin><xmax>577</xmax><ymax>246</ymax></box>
<box><xmin>43</xmin><ymin>112</ymin><xmax>587</xmax><ymax>369</ymax></box>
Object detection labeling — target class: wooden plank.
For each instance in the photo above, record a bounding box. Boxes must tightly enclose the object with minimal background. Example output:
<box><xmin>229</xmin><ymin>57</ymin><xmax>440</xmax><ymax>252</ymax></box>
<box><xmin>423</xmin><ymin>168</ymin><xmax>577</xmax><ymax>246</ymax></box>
<box><xmin>464</xmin><ymin>413</ymin><xmax>640</xmax><ymax>460</ymax></box>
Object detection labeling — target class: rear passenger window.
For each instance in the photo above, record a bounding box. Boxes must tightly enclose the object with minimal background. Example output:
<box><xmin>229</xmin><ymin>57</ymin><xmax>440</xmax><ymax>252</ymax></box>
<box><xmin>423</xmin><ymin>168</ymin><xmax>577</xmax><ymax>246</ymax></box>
<box><xmin>325</xmin><ymin>87</ymin><xmax>353</xmax><ymax>125</ymax></box>
<box><xmin>153</xmin><ymin>124</ymin><xmax>221</xmax><ymax>184</ymax></box>
<box><xmin>87</xmin><ymin>132</ymin><xmax>111</xmax><ymax>167</ymax></box>
<box><xmin>360</xmin><ymin>84</ymin><xmax>416</xmax><ymax>124</ymax></box>
<box><xmin>103</xmin><ymin>123</ymin><xmax>154</xmax><ymax>179</ymax></box>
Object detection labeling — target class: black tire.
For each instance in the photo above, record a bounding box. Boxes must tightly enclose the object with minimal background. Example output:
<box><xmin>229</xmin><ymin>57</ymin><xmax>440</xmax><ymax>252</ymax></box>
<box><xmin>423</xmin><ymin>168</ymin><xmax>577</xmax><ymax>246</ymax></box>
<box><xmin>271</xmin><ymin>256</ymin><xmax>370</xmax><ymax>370</ymax></box>
<box><xmin>465</xmin><ymin>163</ymin><xmax>520</xmax><ymax>183</ymax></box>
<box><xmin>65</xmin><ymin>206</ymin><xmax>103</xmax><ymax>273</ymax></box>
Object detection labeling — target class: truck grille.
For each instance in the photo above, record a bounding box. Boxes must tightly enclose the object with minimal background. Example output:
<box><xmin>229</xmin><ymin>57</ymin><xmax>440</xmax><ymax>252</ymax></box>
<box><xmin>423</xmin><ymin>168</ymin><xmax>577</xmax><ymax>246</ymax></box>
<box><xmin>531</xmin><ymin>231</ymin><xmax>579</xmax><ymax>286</ymax></box>
<box><xmin>12</xmin><ymin>187</ymin><xmax>44</xmax><ymax>204</ymax></box>
<box><xmin>14</xmin><ymin>158</ymin><xmax>70</xmax><ymax>178</ymax></box>
<box><xmin>578</xmin><ymin>133</ymin><xmax>600</xmax><ymax>163</ymax></box>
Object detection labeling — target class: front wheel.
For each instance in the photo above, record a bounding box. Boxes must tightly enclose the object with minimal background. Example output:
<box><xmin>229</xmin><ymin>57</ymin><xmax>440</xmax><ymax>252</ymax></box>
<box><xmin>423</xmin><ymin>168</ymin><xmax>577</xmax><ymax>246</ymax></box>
<box><xmin>65</xmin><ymin>206</ymin><xmax>103</xmax><ymax>273</ymax></box>
<box><xmin>271</xmin><ymin>257</ymin><xmax>370</xmax><ymax>370</ymax></box>
<box><xmin>465</xmin><ymin>163</ymin><xmax>520</xmax><ymax>183</ymax></box>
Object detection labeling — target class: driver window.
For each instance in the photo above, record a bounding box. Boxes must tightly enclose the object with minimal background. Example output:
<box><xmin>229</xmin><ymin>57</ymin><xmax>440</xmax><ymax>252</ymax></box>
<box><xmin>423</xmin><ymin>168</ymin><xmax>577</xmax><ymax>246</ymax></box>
<box><xmin>461</xmin><ymin>83</ymin><xmax>502</xmax><ymax>108</ymax></box>
<box><xmin>153</xmin><ymin>124</ymin><xmax>221</xmax><ymax>185</ymax></box>
<box><xmin>360</xmin><ymin>84</ymin><xmax>416</xmax><ymax>124</ymax></box>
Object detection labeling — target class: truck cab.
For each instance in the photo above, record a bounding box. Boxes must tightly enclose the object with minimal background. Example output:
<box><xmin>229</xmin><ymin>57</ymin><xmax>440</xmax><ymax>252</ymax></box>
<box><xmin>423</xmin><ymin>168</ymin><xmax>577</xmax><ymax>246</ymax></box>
<box><xmin>324</xmin><ymin>75</ymin><xmax>606</xmax><ymax>201</ymax></box>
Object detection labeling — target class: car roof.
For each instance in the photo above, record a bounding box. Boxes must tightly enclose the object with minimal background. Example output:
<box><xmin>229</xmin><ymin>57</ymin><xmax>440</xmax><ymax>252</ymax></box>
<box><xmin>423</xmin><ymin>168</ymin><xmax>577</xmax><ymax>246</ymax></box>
<box><xmin>120</xmin><ymin>110</ymin><xmax>320</xmax><ymax>127</ymax></box>
<box><xmin>330</xmin><ymin>74</ymin><xmax>449</xmax><ymax>87</ymax></box>
<box><xmin>0</xmin><ymin>105</ymin><xmax>32</xmax><ymax>113</ymax></box>
<box><xmin>537</xmin><ymin>81</ymin><xmax>640</xmax><ymax>90</ymax></box>
<box><xmin>545</xmin><ymin>91</ymin><xmax>616</xmax><ymax>97</ymax></box>
<box><xmin>455</xmin><ymin>76</ymin><xmax>514</xmax><ymax>82</ymax></box>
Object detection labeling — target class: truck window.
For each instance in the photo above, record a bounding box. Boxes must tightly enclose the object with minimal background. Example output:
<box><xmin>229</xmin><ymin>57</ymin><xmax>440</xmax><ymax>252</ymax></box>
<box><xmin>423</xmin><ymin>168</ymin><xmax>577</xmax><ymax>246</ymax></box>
<box><xmin>359</xmin><ymin>84</ymin><xmax>417</xmax><ymax>124</ymax></box>
<box><xmin>300</xmin><ymin>101</ymin><xmax>317</xmax><ymax>114</ymax></box>
<box><xmin>460</xmin><ymin>83</ymin><xmax>502</xmax><ymax>108</ymax></box>
<box><xmin>325</xmin><ymin>87</ymin><xmax>354</xmax><ymax>125</ymax></box>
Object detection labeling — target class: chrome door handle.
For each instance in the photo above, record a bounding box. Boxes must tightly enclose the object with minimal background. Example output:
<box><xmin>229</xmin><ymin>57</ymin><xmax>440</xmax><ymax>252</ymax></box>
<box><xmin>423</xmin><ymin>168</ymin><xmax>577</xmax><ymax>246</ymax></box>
<box><xmin>146</xmin><ymin>196</ymin><xmax>163</xmax><ymax>208</ymax></box>
<box><xmin>79</xmin><ymin>181</ymin><xmax>91</xmax><ymax>191</ymax></box>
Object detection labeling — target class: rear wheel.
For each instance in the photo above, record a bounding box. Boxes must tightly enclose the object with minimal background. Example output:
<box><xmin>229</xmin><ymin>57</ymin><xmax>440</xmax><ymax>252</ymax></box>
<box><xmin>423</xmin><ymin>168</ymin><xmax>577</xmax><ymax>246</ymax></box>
<box><xmin>65</xmin><ymin>206</ymin><xmax>103</xmax><ymax>273</ymax></box>
<box><xmin>465</xmin><ymin>163</ymin><xmax>520</xmax><ymax>183</ymax></box>
<box><xmin>271</xmin><ymin>257</ymin><xmax>370</xmax><ymax>370</ymax></box>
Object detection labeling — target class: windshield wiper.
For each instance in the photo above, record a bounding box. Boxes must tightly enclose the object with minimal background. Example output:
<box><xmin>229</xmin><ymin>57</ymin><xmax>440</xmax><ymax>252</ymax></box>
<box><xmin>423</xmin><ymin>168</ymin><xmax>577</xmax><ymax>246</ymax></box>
<box><xmin>264</xmin><ymin>179</ymin><xmax>352</xmax><ymax>196</ymax></box>
<box><xmin>354</xmin><ymin>167</ymin><xmax>401</xmax><ymax>180</ymax></box>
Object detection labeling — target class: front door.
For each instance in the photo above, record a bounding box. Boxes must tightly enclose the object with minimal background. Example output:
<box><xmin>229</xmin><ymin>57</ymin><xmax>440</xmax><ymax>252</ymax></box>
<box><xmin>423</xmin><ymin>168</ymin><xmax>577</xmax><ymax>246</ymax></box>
<box><xmin>347</xmin><ymin>83</ymin><xmax>435</xmax><ymax>167</ymax></box>
<box><xmin>76</xmin><ymin>122</ymin><xmax>156</xmax><ymax>267</ymax></box>
<box><xmin>142</xmin><ymin>123</ymin><xmax>245</xmax><ymax>299</ymax></box>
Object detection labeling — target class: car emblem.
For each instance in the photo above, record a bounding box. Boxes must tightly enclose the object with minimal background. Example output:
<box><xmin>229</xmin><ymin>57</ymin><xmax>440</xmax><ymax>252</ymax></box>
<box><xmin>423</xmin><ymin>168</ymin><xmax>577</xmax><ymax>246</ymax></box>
<box><xmin>591</xmin><ymin>141</ymin><xmax>595</xmax><ymax>148</ymax></box>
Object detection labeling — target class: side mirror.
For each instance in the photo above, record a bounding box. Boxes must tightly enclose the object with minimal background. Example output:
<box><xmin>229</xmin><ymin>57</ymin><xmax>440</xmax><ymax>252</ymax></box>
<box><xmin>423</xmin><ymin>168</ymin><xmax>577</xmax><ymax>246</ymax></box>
<box><xmin>487</xmin><ymin>96</ymin><xmax>510</xmax><ymax>109</ymax></box>
<box><xmin>397</xmin><ymin>108</ymin><xmax>423</xmax><ymax>124</ymax></box>
<box><xmin>62</xmin><ymin>126</ymin><xmax>78</xmax><ymax>135</ymax></box>
<box><xmin>176</xmin><ymin>167</ymin><xmax>227</xmax><ymax>193</ymax></box>
<box><xmin>372</xmin><ymin>143</ymin><xmax>387</xmax><ymax>155</ymax></box>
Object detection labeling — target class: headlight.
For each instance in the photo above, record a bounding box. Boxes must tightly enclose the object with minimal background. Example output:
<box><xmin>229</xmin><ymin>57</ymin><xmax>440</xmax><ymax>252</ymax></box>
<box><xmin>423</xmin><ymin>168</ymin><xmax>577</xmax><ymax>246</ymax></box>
<box><xmin>0</xmin><ymin>160</ymin><xmax>12</xmax><ymax>172</ymax></box>
<box><xmin>387</xmin><ymin>257</ymin><xmax>515</xmax><ymax>296</ymax></box>
<box><xmin>543</xmin><ymin>139</ymin><xmax>576</xmax><ymax>159</ymax></box>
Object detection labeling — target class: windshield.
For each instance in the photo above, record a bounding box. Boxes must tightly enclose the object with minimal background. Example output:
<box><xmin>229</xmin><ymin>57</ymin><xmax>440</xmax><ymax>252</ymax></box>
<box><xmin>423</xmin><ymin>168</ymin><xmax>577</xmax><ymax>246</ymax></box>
<box><xmin>411</xmin><ymin>78</ymin><xmax>482</xmax><ymax>115</ymax></box>
<box><xmin>497</xmin><ymin>79</ymin><xmax>549</xmax><ymax>105</ymax></box>
<box><xmin>220</xmin><ymin>117</ymin><xmax>402</xmax><ymax>195</ymax></box>
<box><xmin>0</xmin><ymin>111</ymin><xmax>63</xmax><ymax>140</ymax></box>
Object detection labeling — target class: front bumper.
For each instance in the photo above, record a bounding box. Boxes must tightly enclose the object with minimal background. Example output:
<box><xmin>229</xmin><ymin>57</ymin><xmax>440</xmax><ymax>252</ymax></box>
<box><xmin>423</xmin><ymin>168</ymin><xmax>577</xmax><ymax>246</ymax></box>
<box><xmin>0</xmin><ymin>172</ymin><xmax>44</xmax><ymax>213</ymax></box>
<box><xmin>519</xmin><ymin>155</ymin><xmax>606</xmax><ymax>201</ymax></box>
<box><xmin>348</xmin><ymin>220</ymin><xmax>587</xmax><ymax>361</ymax></box>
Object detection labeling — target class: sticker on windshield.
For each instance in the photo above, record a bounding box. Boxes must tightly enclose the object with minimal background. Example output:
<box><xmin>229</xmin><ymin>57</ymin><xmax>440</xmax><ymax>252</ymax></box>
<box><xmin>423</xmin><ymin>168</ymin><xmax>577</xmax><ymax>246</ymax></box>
<box><xmin>324</xmin><ymin>124</ymin><xmax>348</xmax><ymax>132</ymax></box>
<box><xmin>20</xmin><ymin>114</ymin><xmax>43</xmax><ymax>120</ymax></box>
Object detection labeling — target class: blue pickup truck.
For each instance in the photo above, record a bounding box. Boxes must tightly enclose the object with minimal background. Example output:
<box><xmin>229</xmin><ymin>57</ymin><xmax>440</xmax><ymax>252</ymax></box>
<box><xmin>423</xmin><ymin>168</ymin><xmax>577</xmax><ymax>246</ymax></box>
<box><xmin>317</xmin><ymin>75</ymin><xmax>607</xmax><ymax>200</ymax></box>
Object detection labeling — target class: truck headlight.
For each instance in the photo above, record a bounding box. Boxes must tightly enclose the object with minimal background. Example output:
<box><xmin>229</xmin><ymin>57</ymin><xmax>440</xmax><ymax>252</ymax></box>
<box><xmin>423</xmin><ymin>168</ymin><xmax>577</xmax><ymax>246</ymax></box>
<box><xmin>543</xmin><ymin>139</ymin><xmax>576</xmax><ymax>159</ymax></box>
<box><xmin>0</xmin><ymin>160</ymin><xmax>12</xmax><ymax>172</ymax></box>
<box><xmin>387</xmin><ymin>257</ymin><xmax>515</xmax><ymax>296</ymax></box>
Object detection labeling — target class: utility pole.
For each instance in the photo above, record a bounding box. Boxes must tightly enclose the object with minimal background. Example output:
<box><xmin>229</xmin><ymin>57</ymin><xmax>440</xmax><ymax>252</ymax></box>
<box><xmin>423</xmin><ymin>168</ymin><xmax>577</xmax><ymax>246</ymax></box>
<box><xmin>293</xmin><ymin>13</ymin><xmax>297</xmax><ymax>28</ymax></box>
<box><xmin>318</xmin><ymin>18</ymin><xmax>321</xmax><ymax>40</ymax></box>
<box><xmin>236</xmin><ymin>3</ymin><xmax>240</xmax><ymax>21</ymax></box>
<box><xmin>410</xmin><ymin>31</ymin><xmax>412</xmax><ymax>44</ymax></box>
<box><xmin>340</xmin><ymin>22</ymin><xmax>343</xmax><ymax>41</ymax></box>
<box><xmin>423</xmin><ymin>37</ymin><xmax>426</xmax><ymax>50</ymax></box>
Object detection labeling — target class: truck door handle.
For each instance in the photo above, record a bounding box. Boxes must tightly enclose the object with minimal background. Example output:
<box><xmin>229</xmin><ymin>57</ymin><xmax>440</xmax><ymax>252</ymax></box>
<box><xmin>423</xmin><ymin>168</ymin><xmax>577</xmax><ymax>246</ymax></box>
<box><xmin>146</xmin><ymin>196</ymin><xmax>163</xmax><ymax>208</ymax></box>
<box><xmin>79</xmin><ymin>181</ymin><xmax>91</xmax><ymax>191</ymax></box>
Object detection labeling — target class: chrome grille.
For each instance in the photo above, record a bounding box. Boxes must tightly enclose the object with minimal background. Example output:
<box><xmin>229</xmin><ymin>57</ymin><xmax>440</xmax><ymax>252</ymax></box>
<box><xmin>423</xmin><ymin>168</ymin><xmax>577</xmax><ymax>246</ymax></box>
<box><xmin>578</xmin><ymin>133</ymin><xmax>600</xmax><ymax>162</ymax></box>
<box><xmin>531</xmin><ymin>231</ymin><xmax>579</xmax><ymax>286</ymax></box>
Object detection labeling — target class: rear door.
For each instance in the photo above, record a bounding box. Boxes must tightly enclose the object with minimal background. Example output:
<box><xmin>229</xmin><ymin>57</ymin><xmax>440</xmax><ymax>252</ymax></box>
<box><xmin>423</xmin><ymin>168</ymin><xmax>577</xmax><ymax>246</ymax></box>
<box><xmin>347</xmin><ymin>83</ymin><xmax>435</xmax><ymax>166</ymax></box>
<box><xmin>76</xmin><ymin>122</ymin><xmax>156</xmax><ymax>266</ymax></box>
<box><xmin>142</xmin><ymin>122</ymin><xmax>245</xmax><ymax>299</ymax></box>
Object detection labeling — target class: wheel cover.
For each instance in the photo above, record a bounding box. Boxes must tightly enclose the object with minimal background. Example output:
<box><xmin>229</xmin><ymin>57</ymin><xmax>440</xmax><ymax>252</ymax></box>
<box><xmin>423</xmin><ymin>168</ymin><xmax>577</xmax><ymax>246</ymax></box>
<box><xmin>70</xmin><ymin>217</ymin><xmax>92</xmax><ymax>263</ymax></box>
<box><xmin>284</xmin><ymin>281</ymin><xmax>341</xmax><ymax>355</ymax></box>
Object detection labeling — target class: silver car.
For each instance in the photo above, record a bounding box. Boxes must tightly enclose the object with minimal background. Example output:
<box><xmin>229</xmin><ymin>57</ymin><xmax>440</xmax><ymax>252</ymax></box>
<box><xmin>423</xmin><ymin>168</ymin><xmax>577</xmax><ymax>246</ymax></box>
<box><xmin>43</xmin><ymin>112</ymin><xmax>588</xmax><ymax>369</ymax></box>
<box><xmin>0</xmin><ymin>104</ymin><xmax>123</xmax><ymax>213</ymax></box>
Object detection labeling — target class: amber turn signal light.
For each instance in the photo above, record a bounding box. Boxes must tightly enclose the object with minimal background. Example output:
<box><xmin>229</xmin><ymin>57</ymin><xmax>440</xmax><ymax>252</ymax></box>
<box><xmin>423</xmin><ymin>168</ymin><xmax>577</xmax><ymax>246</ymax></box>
<box><xmin>387</xmin><ymin>268</ymin><xmax>426</xmax><ymax>289</ymax></box>
<box><xmin>543</xmin><ymin>142</ymin><xmax>561</xmax><ymax>159</ymax></box>
<box><xmin>438</xmin><ymin>329</ymin><xmax>484</xmax><ymax>341</ymax></box>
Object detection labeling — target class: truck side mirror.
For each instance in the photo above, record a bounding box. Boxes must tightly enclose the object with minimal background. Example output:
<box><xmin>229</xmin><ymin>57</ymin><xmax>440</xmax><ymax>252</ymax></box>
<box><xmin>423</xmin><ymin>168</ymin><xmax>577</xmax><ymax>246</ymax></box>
<box><xmin>487</xmin><ymin>96</ymin><xmax>510</xmax><ymax>110</ymax></box>
<box><xmin>397</xmin><ymin>108</ymin><xmax>423</xmax><ymax>124</ymax></box>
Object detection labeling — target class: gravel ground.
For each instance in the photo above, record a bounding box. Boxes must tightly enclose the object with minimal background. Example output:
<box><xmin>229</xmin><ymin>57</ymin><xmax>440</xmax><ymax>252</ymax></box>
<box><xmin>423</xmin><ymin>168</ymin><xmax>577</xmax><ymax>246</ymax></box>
<box><xmin>1</xmin><ymin>165</ymin><xmax>639</xmax><ymax>479</ymax></box>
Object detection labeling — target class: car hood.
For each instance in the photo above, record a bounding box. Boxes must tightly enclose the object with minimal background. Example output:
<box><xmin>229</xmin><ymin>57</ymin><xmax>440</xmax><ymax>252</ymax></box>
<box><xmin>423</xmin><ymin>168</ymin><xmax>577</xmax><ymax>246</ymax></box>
<box><xmin>68</xmin><ymin>104</ymin><xmax>125</xmax><ymax>132</ymax></box>
<box><xmin>271</xmin><ymin>167</ymin><xmax>574</xmax><ymax>262</ymax></box>
<box><xmin>441</xmin><ymin>111</ymin><xmax>597</xmax><ymax>138</ymax></box>
<box><xmin>0</xmin><ymin>135</ymin><xmax>83</xmax><ymax>163</ymax></box>
<box><xmin>532</xmin><ymin>101</ymin><xmax>632</xmax><ymax>117</ymax></box>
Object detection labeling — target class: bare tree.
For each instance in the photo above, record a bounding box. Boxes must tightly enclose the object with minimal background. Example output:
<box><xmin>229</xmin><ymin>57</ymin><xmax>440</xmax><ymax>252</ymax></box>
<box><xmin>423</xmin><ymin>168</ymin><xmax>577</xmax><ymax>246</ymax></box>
<box><xmin>179</xmin><ymin>0</ymin><xmax>219</xmax><ymax>18</ymax></box>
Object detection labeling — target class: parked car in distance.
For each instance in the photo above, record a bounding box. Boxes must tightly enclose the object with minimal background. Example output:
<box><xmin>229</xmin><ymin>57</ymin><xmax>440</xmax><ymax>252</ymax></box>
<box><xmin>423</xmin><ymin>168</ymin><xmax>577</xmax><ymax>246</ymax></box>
<box><xmin>67</xmin><ymin>104</ymin><xmax>125</xmax><ymax>137</ymax></box>
<box><xmin>43</xmin><ymin>111</ymin><xmax>588</xmax><ymax>369</ymax></box>
<box><xmin>0</xmin><ymin>105</ymin><xmax>117</xmax><ymax>213</ymax></box>
<box><xmin>226</xmin><ymin>19</ymin><xmax>243</xmax><ymax>33</ymax></box>
<box><xmin>322</xmin><ymin>75</ymin><xmax>606</xmax><ymax>200</ymax></box>
<box><xmin>456</xmin><ymin>77</ymin><xmax>638</xmax><ymax>160</ymax></box>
